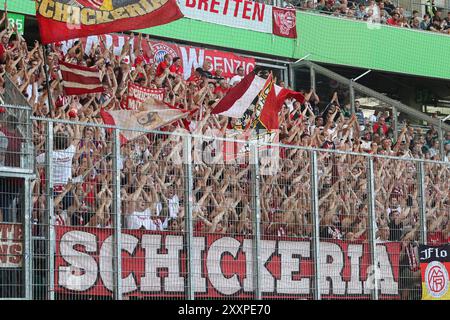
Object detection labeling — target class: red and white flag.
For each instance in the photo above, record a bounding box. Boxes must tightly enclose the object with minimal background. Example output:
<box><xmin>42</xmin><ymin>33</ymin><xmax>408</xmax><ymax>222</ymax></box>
<box><xmin>127</xmin><ymin>82</ymin><xmax>165</xmax><ymax>110</ymax></box>
<box><xmin>272</xmin><ymin>7</ymin><xmax>297</xmax><ymax>38</ymax></box>
<box><xmin>101</xmin><ymin>97</ymin><xmax>189</xmax><ymax>143</ymax></box>
<box><xmin>59</xmin><ymin>60</ymin><xmax>104</xmax><ymax>96</ymax></box>
<box><xmin>212</xmin><ymin>72</ymin><xmax>304</xmax><ymax>130</ymax></box>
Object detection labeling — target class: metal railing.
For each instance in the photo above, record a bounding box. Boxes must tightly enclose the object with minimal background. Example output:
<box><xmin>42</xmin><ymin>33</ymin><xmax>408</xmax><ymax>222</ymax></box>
<box><xmin>0</xmin><ymin>114</ymin><xmax>447</xmax><ymax>299</ymax></box>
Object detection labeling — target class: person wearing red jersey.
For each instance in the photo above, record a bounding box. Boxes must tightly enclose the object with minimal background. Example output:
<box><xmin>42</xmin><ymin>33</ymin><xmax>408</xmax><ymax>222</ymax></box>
<box><xmin>169</xmin><ymin>57</ymin><xmax>184</xmax><ymax>77</ymax></box>
<box><xmin>156</xmin><ymin>54</ymin><xmax>172</xmax><ymax>77</ymax></box>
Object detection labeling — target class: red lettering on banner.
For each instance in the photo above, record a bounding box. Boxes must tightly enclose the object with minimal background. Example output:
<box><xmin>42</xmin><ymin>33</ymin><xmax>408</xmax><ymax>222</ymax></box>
<box><xmin>223</xmin><ymin>0</ymin><xmax>230</xmax><ymax>15</ymax></box>
<box><xmin>186</xmin><ymin>0</ymin><xmax>196</xmax><ymax>8</ymax></box>
<box><xmin>233</xmin><ymin>0</ymin><xmax>243</xmax><ymax>17</ymax></box>
<box><xmin>9</xmin><ymin>245</ymin><xmax>22</xmax><ymax>264</ymax></box>
<box><xmin>242</xmin><ymin>0</ymin><xmax>252</xmax><ymax>20</ymax></box>
<box><xmin>253</xmin><ymin>2</ymin><xmax>265</xmax><ymax>22</ymax></box>
<box><xmin>210</xmin><ymin>0</ymin><xmax>220</xmax><ymax>13</ymax></box>
<box><xmin>198</xmin><ymin>0</ymin><xmax>208</xmax><ymax>10</ymax></box>
<box><xmin>0</xmin><ymin>245</ymin><xmax>7</xmax><ymax>263</ymax></box>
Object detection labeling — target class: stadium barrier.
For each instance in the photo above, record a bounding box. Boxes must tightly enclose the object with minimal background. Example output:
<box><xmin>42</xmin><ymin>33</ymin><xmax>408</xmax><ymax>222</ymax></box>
<box><xmin>0</xmin><ymin>112</ymin><xmax>449</xmax><ymax>300</ymax></box>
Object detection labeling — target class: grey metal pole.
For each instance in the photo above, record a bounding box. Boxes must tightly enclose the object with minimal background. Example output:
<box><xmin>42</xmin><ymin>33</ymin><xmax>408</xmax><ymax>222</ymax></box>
<box><xmin>45</xmin><ymin>121</ymin><xmax>55</xmax><ymax>300</ymax></box>
<box><xmin>417</xmin><ymin>161</ymin><xmax>427</xmax><ymax>245</ymax></box>
<box><xmin>112</xmin><ymin>128</ymin><xmax>122</xmax><ymax>300</ymax></box>
<box><xmin>367</xmin><ymin>157</ymin><xmax>379</xmax><ymax>300</ymax></box>
<box><xmin>183</xmin><ymin>135</ymin><xmax>194</xmax><ymax>300</ymax></box>
<box><xmin>438</xmin><ymin>124</ymin><xmax>444</xmax><ymax>160</ymax></box>
<box><xmin>250</xmin><ymin>142</ymin><xmax>262</xmax><ymax>300</ymax></box>
<box><xmin>289</xmin><ymin>65</ymin><xmax>295</xmax><ymax>90</ymax></box>
<box><xmin>349</xmin><ymin>81</ymin><xmax>355</xmax><ymax>115</ymax></box>
<box><xmin>23</xmin><ymin>177</ymin><xmax>32</xmax><ymax>300</ymax></box>
<box><xmin>392</xmin><ymin>106</ymin><xmax>398</xmax><ymax>142</ymax></box>
<box><xmin>310</xmin><ymin>65</ymin><xmax>316</xmax><ymax>93</ymax></box>
<box><xmin>310</xmin><ymin>151</ymin><xmax>321</xmax><ymax>300</ymax></box>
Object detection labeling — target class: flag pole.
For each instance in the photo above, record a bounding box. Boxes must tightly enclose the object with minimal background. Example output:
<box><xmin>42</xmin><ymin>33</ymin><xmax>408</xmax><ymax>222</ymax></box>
<box><xmin>41</xmin><ymin>44</ymin><xmax>54</xmax><ymax>115</ymax></box>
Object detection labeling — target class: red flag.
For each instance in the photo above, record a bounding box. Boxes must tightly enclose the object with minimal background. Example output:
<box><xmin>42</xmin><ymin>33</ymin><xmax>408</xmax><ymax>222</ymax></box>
<box><xmin>36</xmin><ymin>0</ymin><xmax>184</xmax><ymax>44</ymax></box>
<box><xmin>59</xmin><ymin>60</ymin><xmax>104</xmax><ymax>95</ymax></box>
<box><xmin>272</xmin><ymin>7</ymin><xmax>297</xmax><ymax>38</ymax></box>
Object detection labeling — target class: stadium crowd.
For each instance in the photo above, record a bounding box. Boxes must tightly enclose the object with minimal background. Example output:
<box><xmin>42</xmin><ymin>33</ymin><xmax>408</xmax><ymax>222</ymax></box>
<box><xmin>0</xmin><ymin>11</ymin><xmax>448</xmax><ymax>266</ymax></box>
<box><xmin>290</xmin><ymin>0</ymin><xmax>450</xmax><ymax>34</ymax></box>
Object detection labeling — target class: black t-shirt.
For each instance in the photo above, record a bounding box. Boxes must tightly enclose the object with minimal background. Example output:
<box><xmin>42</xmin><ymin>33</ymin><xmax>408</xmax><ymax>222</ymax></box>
<box><xmin>388</xmin><ymin>219</ymin><xmax>403</xmax><ymax>241</ymax></box>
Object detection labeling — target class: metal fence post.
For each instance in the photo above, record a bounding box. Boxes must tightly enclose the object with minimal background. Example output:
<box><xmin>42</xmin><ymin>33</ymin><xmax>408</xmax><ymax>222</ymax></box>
<box><xmin>392</xmin><ymin>107</ymin><xmax>398</xmax><ymax>142</ymax></box>
<box><xmin>310</xmin><ymin>151</ymin><xmax>321</xmax><ymax>300</ymax></box>
<box><xmin>250</xmin><ymin>141</ymin><xmax>262</xmax><ymax>300</ymax></box>
<box><xmin>367</xmin><ymin>157</ymin><xmax>379</xmax><ymax>300</ymax></box>
<box><xmin>310</xmin><ymin>65</ymin><xmax>316</xmax><ymax>93</ymax></box>
<box><xmin>45</xmin><ymin>121</ymin><xmax>55</xmax><ymax>300</ymax></box>
<box><xmin>24</xmin><ymin>177</ymin><xmax>33</xmax><ymax>299</ymax></box>
<box><xmin>112</xmin><ymin>128</ymin><xmax>122</xmax><ymax>300</ymax></box>
<box><xmin>438</xmin><ymin>125</ymin><xmax>444</xmax><ymax>161</ymax></box>
<box><xmin>289</xmin><ymin>65</ymin><xmax>295</xmax><ymax>90</ymax></box>
<box><xmin>349</xmin><ymin>81</ymin><xmax>355</xmax><ymax>115</ymax></box>
<box><xmin>417</xmin><ymin>161</ymin><xmax>427</xmax><ymax>245</ymax></box>
<box><xmin>183</xmin><ymin>135</ymin><xmax>194</xmax><ymax>300</ymax></box>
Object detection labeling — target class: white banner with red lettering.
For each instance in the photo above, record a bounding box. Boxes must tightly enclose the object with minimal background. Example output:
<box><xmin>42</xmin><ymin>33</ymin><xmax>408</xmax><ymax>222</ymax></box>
<box><xmin>127</xmin><ymin>83</ymin><xmax>165</xmax><ymax>110</ymax></box>
<box><xmin>60</xmin><ymin>34</ymin><xmax>255</xmax><ymax>80</ymax></box>
<box><xmin>179</xmin><ymin>0</ymin><xmax>272</xmax><ymax>34</ymax></box>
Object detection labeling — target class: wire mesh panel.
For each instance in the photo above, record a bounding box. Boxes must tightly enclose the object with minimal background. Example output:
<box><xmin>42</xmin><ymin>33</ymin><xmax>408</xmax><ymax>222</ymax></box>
<box><xmin>373</xmin><ymin>157</ymin><xmax>421</xmax><ymax>300</ymax></box>
<box><xmin>0</xmin><ymin>177</ymin><xmax>26</xmax><ymax>299</ymax></box>
<box><xmin>424</xmin><ymin>162</ymin><xmax>449</xmax><ymax>247</ymax></box>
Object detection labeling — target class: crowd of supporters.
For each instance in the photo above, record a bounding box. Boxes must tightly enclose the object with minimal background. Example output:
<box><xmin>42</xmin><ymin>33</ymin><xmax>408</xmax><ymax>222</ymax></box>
<box><xmin>0</xmin><ymin>10</ymin><xmax>448</xmax><ymax>291</ymax></box>
<box><xmin>289</xmin><ymin>0</ymin><xmax>450</xmax><ymax>34</ymax></box>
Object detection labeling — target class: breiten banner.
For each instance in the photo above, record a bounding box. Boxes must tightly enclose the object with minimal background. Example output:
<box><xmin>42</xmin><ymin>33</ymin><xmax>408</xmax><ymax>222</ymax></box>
<box><xmin>35</xmin><ymin>0</ymin><xmax>184</xmax><ymax>44</ymax></box>
<box><xmin>420</xmin><ymin>244</ymin><xmax>450</xmax><ymax>300</ymax></box>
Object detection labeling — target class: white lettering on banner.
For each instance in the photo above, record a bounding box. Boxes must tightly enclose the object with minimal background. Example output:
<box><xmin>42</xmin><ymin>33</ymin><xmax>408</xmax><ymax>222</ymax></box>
<box><xmin>180</xmin><ymin>0</ymin><xmax>273</xmax><ymax>34</ymax></box>
<box><xmin>56</xmin><ymin>230</ymin><xmax>401</xmax><ymax>298</ymax></box>
<box><xmin>242</xmin><ymin>239</ymin><xmax>276</xmax><ymax>293</ymax></box>
<box><xmin>141</xmin><ymin>234</ymin><xmax>184</xmax><ymax>292</ymax></box>
<box><xmin>206</xmin><ymin>237</ymin><xmax>241</xmax><ymax>295</ymax></box>
<box><xmin>277</xmin><ymin>241</ymin><xmax>310</xmax><ymax>294</ymax></box>
<box><xmin>180</xmin><ymin>46</ymin><xmax>204</xmax><ymax>80</ymax></box>
<box><xmin>347</xmin><ymin>244</ymin><xmax>364</xmax><ymax>294</ymax></box>
<box><xmin>319</xmin><ymin>242</ymin><xmax>346</xmax><ymax>295</ymax></box>
<box><xmin>364</xmin><ymin>245</ymin><xmax>398</xmax><ymax>295</ymax></box>
<box><xmin>192</xmin><ymin>237</ymin><xmax>207</xmax><ymax>293</ymax></box>
<box><xmin>58</xmin><ymin>231</ymin><xmax>98</xmax><ymax>291</ymax></box>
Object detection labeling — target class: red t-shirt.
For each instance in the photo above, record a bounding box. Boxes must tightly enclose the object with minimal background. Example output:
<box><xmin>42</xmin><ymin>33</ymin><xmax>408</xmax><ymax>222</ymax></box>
<box><xmin>428</xmin><ymin>232</ymin><xmax>445</xmax><ymax>245</ymax></box>
<box><xmin>169</xmin><ymin>64</ymin><xmax>184</xmax><ymax>76</ymax></box>
<box><xmin>387</xmin><ymin>18</ymin><xmax>399</xmax><ymax>26</ymax></box>
<box><xmin>214</xmin><ymin>86</ymin><xmax>229</xmax><ymax>95</ymax></box>
<box><xmin>373</xmin><ymin>123</ymin><xmax>388</xmax><ymax>135</ymax></box>
<box><xmin>156</xmin><ymin>61</ymin><xmax>169</xmax><ymax>77</ymax></box>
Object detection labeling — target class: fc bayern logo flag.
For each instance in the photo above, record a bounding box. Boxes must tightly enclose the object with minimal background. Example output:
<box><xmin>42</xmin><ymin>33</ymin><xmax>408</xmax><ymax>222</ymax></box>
<box><xmin>35</xmin><ymin>0</ymin><xmax>184</xmax><ymax>44</ymax></box>
<box><xmin>419</xmin><ymin>244</ymin><xmax>450</xmax><ymax>300</ymax></box>
<box><xmin>272</xmin><ymin>7</ymin><xmax>297</xmax><ymax>38</ymax></box>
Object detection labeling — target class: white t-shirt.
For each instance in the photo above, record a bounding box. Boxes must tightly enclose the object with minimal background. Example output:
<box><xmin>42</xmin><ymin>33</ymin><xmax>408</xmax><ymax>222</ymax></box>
<box><xmin>127</xmin><ymin>205</ymin><xmax>167</xmax><ymax>230</ymax></box>
<box><xmin>36</xmin><ymin>145</ymin><xmax>76</xmax><ymax>186</ymax></box>
<box><xmin>229</xmin><ymin>75</ymin><xmax>244</xmax><ymax>86</ymax></box>
<box><xmin>168</xmin><ymin>195</ymin><xmax>180</xmax><ymax>219</ymax></box>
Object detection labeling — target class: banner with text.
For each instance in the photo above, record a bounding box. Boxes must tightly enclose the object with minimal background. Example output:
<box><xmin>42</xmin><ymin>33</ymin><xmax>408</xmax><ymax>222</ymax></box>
<box><xmin>0</xmin><ymin>223</ymin><xmax>23</xmax><ymax>268</ymax></box>
<box><xmin>127</xmin><ymin>82</ymin><xmax>165</xmax><ymax>110</ymax></box>
<box><xmin>55</xmin><ymin>226</ymin><xmax>401</xmax><ymax>299</ymax></box>
<box><xmin>60</xmin><ymin>34</ymin><xmax>256</xmax><ymax>79</ymax></box>
<box><xmin>420</xmin><ymin>244</ymin><xmax>450</xmax><ymax>300</ymax></box>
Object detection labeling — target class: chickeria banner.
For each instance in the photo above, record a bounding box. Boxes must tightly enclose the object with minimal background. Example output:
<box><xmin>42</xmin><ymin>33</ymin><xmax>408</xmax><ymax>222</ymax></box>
<box><xmin>35</xmin><ymin>0</ymin><xmax>183</xmax><ymax>44</ymax></box>
<box><xmin>0</xmin><ymin>224</ymin><xmax>23</xmax><ymax>268</ymax></box>
<box><xmin>420</xmin><ymin>244</ymin><xmax>450</xmax><ymax>300</ymax></box>
<box><xmin>55</xmin><ymin>226</ymin><xmax>401</xmax><ymax>299</ymax></box>
<box><xmin>60</xmin><ymin>34</ymin><xmax>255</xmax><ymax>79</ymax></box>
<box><xmin>178</xmin><ymin>0</ymin><xmax>297</xmax><ymax>38</ymax></box>
<box><xmin>127</xmin><ymin>83</ymin><xmax>165</xmax><ymax>110</ymax></box>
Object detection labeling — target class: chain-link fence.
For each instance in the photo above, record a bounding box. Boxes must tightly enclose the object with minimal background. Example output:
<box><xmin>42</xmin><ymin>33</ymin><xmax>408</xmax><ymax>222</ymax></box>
<box><xmin>0</xmin><ymin>113</ymin><xmax>448</xmax><ymax>300</ymax></box>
